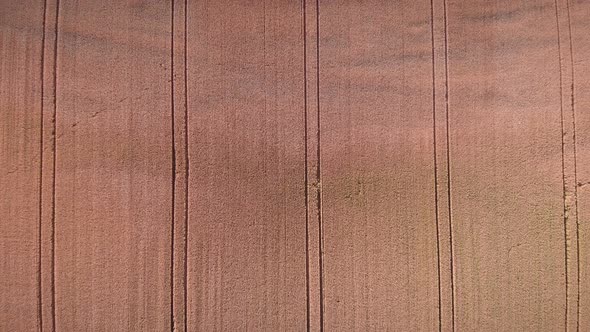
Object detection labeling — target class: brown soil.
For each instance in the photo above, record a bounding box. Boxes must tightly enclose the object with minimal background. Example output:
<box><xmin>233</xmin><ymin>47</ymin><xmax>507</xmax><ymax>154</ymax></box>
<box><xmin>1</xmin><ymin>0</ymin><xmax>588</xmax><ymax>331</ymax></box>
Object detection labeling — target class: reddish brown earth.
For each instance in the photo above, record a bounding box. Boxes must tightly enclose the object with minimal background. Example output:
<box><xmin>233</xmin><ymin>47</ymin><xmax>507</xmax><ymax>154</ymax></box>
<box><xmin>1</xmin><ymin>0</ymin><xmax>589</xmax><ymax>331</ymax></box>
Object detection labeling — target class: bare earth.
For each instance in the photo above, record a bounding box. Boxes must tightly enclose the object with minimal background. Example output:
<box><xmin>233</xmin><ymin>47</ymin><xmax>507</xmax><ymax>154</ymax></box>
<box><xmin>1</xmin><ymin>0</ymin><xmax>589</xmax><ymax>331</ymax></box>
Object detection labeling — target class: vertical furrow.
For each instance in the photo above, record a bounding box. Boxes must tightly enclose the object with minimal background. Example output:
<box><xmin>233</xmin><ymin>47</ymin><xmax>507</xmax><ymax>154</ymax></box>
<box><xmin>172</xmin><ymin>0</ymin><xmax>189</xmax><ymax>330</ymax></box>
<box><xmin>429</xmin><ymin>1</ymin><xmax>443</xmax><ymax>331</ymax></box>
<box><xmin>564</xmin><ymin>1</ymin><xmax>581</xmax><ymax>329</ymax></box>
<box><xmin>431</xmin><ymin>0</ymin><xmax>455</xmax><ymax>330</ymax></box>
<box><xmin>304</xmin><ymin>0</ymin><xmax>322</xmax><ymax>330</ymax></box>
<box><xmin>303</xmin><ymin>1</ymin><xmax>310</xmax><ymax>330</ymax></box>
<box><xmin>555</xmin><ymin>0</ymin><xmax>580</xmax><ymax>330</ymax></box>
<box><xmin>556</xmin><ymin>0</ymin><xmax>580</xmax><ymax>329</ymax></box>
<box><xmin>50</xmin><ymin>1</ymin><xmax>60</xmax><ymax>330</ymax></box>
<box><xmin>170</xmin><ymin>0</ymin><xmax>176</xmax><ymax>329</ymax></box>
<box><xmin>183</xmin><ymin>1</ymin><xmax>189</xmax><ymax>331</ymax></box>
<box><xmin>443</xmin><ymin>1</ymin><xmax>456</xmax><ymax>328</ymax></box>
<box><xmin>565</xmin><ymin>1</ymin><xmax>590</xmax><ymax>330</ymax></box>
<box><xmin>40</xmin><ymin>0</ymin><xmax>60</xmax><ymax>330</ymax></box>
<box><xmin>555</xmin><ymin>2</ymin><xmax>569</xmax><ymax>326</ymax></box>
<box><xmin>316</xmin><ymin>3</ymin><xmax>325</xmax><ymax>330</ymax></box>
<box><xmin>38</xmin><ymin>1</ymin><xmax>48</xmax><ymax>330</ymax></box>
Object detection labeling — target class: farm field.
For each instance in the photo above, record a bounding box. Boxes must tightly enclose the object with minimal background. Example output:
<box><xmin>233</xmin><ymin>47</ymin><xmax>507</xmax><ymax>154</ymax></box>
<box><xmin>1</xmin><ymin>0</ymin><xmax>589</xmax><ymax>331</ymax></box>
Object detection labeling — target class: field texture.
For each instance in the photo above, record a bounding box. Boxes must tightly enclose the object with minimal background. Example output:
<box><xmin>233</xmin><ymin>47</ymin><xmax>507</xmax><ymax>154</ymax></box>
<box><xmin>1</xmin><ymin>0</ymin><xmax>589</xmax><ymax>331</ymax></box>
